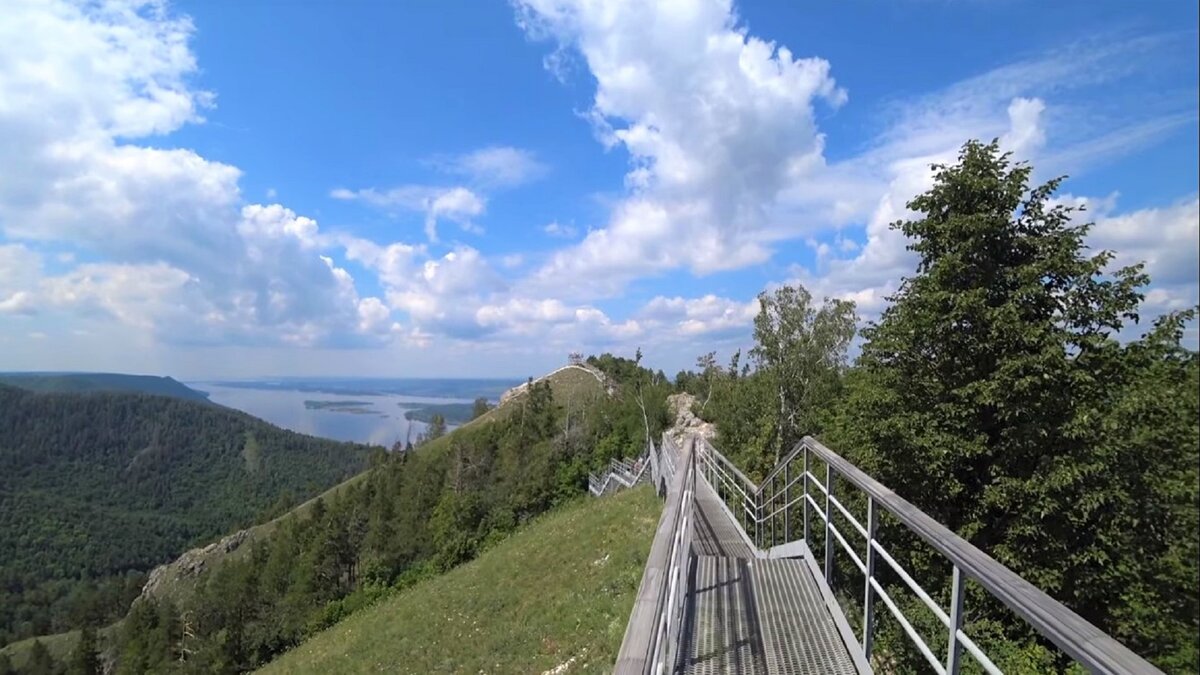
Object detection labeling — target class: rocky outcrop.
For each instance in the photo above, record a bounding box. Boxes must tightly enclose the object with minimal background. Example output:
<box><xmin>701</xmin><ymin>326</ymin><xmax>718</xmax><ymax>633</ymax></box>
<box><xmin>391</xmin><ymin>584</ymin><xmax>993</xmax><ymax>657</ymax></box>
<box><xmin>665</xmin><ymin>392</ymin><xmax>716</xmax><ymax>447</ymax></box>
<box><xmin>137</xmin><ymin>528</ymin><xmax>252</xmax><ymax>603</ymax></box>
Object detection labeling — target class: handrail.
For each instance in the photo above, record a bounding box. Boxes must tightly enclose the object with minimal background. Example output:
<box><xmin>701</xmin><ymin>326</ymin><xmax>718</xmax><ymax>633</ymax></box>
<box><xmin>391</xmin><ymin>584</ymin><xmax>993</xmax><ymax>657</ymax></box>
<box><xmin>692</xmin><ymin>435</ymin><xmax>1164</xmax><ymax>675</ymax></box>
<box><xmin>614</xmin><ymin>436</ymin><xmax>695</xmax><ymax>674</ymax></box>
<box><xmin>798</xmin><ymin>436</ymin><xmax>1163</xmax><ymax>675</ymax></box>
<box><xmin>588</xmin><ymin>448</ymin><xmax>652</xmax><ymax>497</ymax></box>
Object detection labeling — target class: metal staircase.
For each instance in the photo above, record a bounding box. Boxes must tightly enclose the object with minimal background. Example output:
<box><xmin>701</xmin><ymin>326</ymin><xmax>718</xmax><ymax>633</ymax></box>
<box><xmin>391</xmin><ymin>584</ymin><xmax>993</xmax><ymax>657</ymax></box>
<box><xmin>588</xmin><ymin>447</ymin><xmax>652</xmax><ymax>496</ymax></box>
<box><xmin>613</xmin><ymin>434</ymin><xmax>1164</xmax><ymax>675</ymax></box>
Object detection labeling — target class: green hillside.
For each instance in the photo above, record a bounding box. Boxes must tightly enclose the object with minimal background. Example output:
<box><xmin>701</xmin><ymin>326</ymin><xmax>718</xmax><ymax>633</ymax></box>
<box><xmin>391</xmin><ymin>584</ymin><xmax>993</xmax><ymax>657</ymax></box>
<box><xmin>88</xmin><ymin>355</ymin><xmax>670</xmax><ymax>674</ymax></box>
<box><xmin>0</xmin><ymin>385</ymin><xmax>373</xmax><ymax>648</ymax></box>
<box><xmin>0</xmin><ymin>372</ymin><xmax>210</xmax><ymax>402</ymax></box>
<box><xmin>258</xmin><ymin>486</ymin><xmax>660</xmax><ymax>675</ymax></box>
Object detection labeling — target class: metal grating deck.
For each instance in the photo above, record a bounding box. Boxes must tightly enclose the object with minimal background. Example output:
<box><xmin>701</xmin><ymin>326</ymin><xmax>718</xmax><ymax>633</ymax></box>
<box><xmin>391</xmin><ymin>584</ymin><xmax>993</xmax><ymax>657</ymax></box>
<box><xmin>677</xmin><ymin>480</ymin><xmax>859</xmax><ymax>674</ymax></box>
<box><xmin>692</xmin><ymin>480</ymin><xmax>757</xmax><ymax>559</ymax></box>
<box><xmin>677</xmin><ymin>556</ymin><xmax>858</xmax><ymax>675</ymax></box>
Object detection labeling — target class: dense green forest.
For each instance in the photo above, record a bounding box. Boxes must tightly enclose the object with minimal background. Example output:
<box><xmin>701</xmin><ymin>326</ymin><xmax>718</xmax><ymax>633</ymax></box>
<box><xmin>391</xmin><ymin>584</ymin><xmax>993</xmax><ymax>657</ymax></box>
<box><xmin>27</xmin><ymin>357</ymin><xmax>671</xmax><ymax>673</ymax></box>
<box><xmin>676</xmin><ymin>141</ymin><xmax>1199</xmax><ymax>672</ymax></box>
<box><xmin>0</xmin><ymin>374</ymin><xmax>210</xmax><ymax>403</ymax></box>
<box><xmin>0</xmin><ymin>387</ymin><xmax>372</xmax><ymax>649</ymax></box>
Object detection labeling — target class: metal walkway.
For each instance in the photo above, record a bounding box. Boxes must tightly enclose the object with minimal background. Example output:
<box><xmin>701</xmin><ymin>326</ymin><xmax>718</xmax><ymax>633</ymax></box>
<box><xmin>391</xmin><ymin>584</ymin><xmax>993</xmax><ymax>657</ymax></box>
<box><xmin>612</xmin><ymin>434</ymin><xmax>1165</xmax><ymax>675</ymax></box>
<box><xmin>678</xmin><ymin>481</ymin><xmax>857</xmax><ymax>674</ymax></box>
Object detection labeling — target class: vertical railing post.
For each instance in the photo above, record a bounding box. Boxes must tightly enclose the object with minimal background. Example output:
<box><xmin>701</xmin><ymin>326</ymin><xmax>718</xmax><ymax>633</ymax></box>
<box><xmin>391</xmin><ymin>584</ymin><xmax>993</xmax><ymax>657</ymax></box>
<box><xmin>802</xmin><ymin>447</ymin><xmax>810</xmax><ymax>546</ymax></box>
<box><xmin>784</xmin><ymin>461</ymin><xmax>790</xmax><ymax>543</ymax></box>
<box><xmin>824</xmin><ymin>463</ymin><xmax>835</xmax><ymax>585</ymax></box>
<box><xmin>946</xmin><ymin>565</ymin><xmax>965</xmax><ymax>675</ymax></box>
<box><xmin>862</xmin><ymin>497</ymin><xmax>878</xmax><ymax>659</ymax></box>
<box><xmin>770</xmin><ymin>476</ymin><xmax>776</xmax><ymax>548</ymax></box>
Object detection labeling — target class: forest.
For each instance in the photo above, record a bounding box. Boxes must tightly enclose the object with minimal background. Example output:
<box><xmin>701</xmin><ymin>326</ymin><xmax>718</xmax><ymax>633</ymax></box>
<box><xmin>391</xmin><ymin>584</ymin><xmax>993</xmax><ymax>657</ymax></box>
<box><xmin>675</xmin><ymin>141</ymin><xmax>1198</xmax><ymax>673</ymax></box>
<box><xmin>0</xmin><ymin>388</ymin><xmax>372</xmax><ymax>648</ymax></box>
<box><xmin>18</xmin><ymin>356</ymin><xmax>671</xmax><ymax>674</ymax></box>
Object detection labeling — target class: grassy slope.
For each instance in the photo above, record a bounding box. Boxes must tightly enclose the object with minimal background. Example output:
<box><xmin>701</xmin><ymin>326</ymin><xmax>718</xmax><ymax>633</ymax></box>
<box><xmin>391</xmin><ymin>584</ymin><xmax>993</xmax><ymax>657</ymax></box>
<box><xmin>146</xmin><ymin>364</ymin><xmax>609</xmax><ymax>604</ymax></box>
<box><xmin>258</xmin><ymin>486</ymin><xmax>659</xmax><ymax>675</ymax></box>
<box><xmin>1</xmin><ymin>366</ymin><xmax>613</xmax><ymax>660</ymax></box>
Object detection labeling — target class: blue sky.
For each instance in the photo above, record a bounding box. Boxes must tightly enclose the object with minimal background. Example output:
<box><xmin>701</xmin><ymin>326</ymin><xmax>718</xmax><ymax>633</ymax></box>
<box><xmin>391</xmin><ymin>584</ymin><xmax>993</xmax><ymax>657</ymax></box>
<box><xmin>0</xmin><ymin>0</ymin><xmax>1196</xmax><ymax>379</ymax></box>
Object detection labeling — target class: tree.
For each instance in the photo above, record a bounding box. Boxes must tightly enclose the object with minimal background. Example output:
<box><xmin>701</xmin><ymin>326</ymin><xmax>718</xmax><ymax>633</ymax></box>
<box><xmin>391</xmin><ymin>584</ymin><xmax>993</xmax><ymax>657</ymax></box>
<box><xmin>421</xmin><ymin>414</ymin><xmax>447</xmax><ymax>444</ymax></box>
<box><xmin>695</xmin><ymin>352</ymin><xmax>720</xmax><ymax>413</ymax></box>
<box><xmin>68</xmin><ymin>626</ymin><xmax>101</xmax><ymax>675</ymax></box>
<box><xmin>830</xmin><ymin>139</ymin><xmax>1196</xmax><ymax>670</ymax></box>
<box><xmin>471</xmin><ymin>397</ymin><xmax>491</xmax><ymax>420</ymax></box>
<box><xmin>750</xmin><ymin>284</ymin><xmax>856</xmax><ymax>463</ymax></box>
<box><xmin>26</xmin><ymin>639</ymin><xmax>55</xmax><ymax>675</ymax></box>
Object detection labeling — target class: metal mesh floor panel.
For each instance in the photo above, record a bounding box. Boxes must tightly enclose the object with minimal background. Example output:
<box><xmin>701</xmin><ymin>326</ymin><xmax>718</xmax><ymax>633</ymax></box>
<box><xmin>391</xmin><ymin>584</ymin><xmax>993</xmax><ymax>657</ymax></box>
<box><xmin>692</xmin><ymin>482</ymin><xmax>757</xmax><ymax>559</ymax></box>
<box><xmin>678</xmin><ymin>556</ymin><xmax>858</xmax><ymax>674</ymax></box>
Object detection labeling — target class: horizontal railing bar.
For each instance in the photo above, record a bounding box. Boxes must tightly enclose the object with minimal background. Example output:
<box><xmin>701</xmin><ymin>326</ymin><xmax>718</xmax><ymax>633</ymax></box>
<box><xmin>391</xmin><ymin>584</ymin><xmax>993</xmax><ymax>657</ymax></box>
<box><xmin>829</xmin><ymin>522</ymin><xmax>866</xmax><ymax>574</ymax></box>
<box><xmin>759</xmin><ymin>443</ymin><xmax>808</xmax><ymax>485</ymax></box>
<box><xmin>800</xmin><ymin>436</ymin><xmax>1162</xmax><ymax>674</ymax></box>
<box><xmin>759</xmin><ymin>471</ymin><xmax>806</xmax><ymax>505</ymax></box>
<box><xmin>706</xmin><ymin>462</ymin><xmax>756</xmax><ymax>507</ymax></box>
<box><xmin>804</xmin><ymin>492</ymin><xmax>827</xmax><ymax>523</ymax></box>
<box><xmin>759</xmin><ymin>493</ymin><xmax>806</xmax><ymax>522</ymax></box>
<box><xmin>959</xmin><ymin>630</ymin><xmax>1003</xmax><ymax>675</ymax></box>
<box><xmin>871</xmin><ymin>537</ymin><xmax>952</xmax><ymax>627</ymax></box>
<box><xmin>804</xmin><ymin>471</ymin><xmax>828</xmax><ymax>496</ymax></box>
<box><xmin>870</xmin><ymin>577</ymin><xmax>947</xmax><ymax>675</ymax></box>
<box><xmin>827</xmin><ymin>493</ymin><xmax>868</xmax><ymax>540</ymax></box>
<box><xmin>699</xmin><ymin>439</ymin><xmax>758</xmax><ymax>490</ymax></box>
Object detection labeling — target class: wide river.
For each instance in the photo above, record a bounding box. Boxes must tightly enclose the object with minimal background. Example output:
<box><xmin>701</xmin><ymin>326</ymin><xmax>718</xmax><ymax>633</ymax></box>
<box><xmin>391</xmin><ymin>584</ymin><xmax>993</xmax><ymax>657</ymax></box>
<box><xmin>191</xmin><ymin>382</ymin><xmax>481</xmax><ymax>446</ymax></box>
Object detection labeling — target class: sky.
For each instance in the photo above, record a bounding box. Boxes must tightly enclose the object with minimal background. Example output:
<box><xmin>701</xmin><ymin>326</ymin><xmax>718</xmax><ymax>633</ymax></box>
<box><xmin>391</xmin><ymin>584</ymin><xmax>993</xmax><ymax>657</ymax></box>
<box><xmin>0</xmin><ymin>0</ymin><xmax>1196</xmax><ymax>379</ymax></box>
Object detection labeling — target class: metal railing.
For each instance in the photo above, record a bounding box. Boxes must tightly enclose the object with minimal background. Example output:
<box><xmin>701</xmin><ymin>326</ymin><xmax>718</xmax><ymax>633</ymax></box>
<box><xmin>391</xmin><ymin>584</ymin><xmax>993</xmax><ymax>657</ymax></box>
<box><xmin>615</xmin><ymin>435</ymin><xmax>695</xmax><ymax>675</ymax></box>
<box><xmin>694</xmin><ymin>436</ymin><xmax>1163</xmax><ymax>675</ymax></box>
<box><xmin>588</xmin><ymin>443</ymin><xmax>653</xmax><ymax>496</ymax></box>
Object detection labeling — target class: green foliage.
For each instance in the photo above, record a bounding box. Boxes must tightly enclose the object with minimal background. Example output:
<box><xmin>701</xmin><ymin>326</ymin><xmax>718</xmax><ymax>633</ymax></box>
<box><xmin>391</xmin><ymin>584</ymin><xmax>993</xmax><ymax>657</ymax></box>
<box><xmin>101</xmin><ymin>356</ymin><xmax>667</xmax><ymax>673</ymax></box>
<box><xmin>471</xmin><ymin>396</ymin><xmax>491</xmax><ymax>420</ymax></box>
<box><xmin>419</xmin><ymin>413</ymin><xmax>447</xmax><ymax>444</ymax></box>
<box><xmin>751</xmin><ymin>285</ymin><xmax>856</xmax><ymax>462</ymax></box>
<box><xmin>697</xmin><ymin>285</ymin><xmax>856</xmax><ymax>479</ymax></box>
<box><xmin>822</xmin><ymin>140</ymin><xmax>1198</xmax><ymax>671</ymax></box>
<box><xmin>25</xmin><ymin>640</ymin><xmax>55</xmax><ymax>675</ymax></box>
<box><xmin>0</xmin><ymin>386</ymin><xmax>372</xmax><ymax>647</ymax></box>
<box><xmin>65</xmin><ymin>626</ymin><xmax>100</xmax><ymax>675</ymax></box>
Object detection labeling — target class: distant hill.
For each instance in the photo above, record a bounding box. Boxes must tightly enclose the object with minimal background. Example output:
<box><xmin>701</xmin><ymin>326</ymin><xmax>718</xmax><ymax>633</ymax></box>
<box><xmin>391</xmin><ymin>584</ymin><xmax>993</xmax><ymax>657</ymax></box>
<box><xmin>0</xmin><ymin>384</ymin><xmax>373</xmax><ymax>647</ymax></box>
<box><xmin>0</xmin><ymin>372</ymin><xmax>210</xmax><ymax>402</ymax></box>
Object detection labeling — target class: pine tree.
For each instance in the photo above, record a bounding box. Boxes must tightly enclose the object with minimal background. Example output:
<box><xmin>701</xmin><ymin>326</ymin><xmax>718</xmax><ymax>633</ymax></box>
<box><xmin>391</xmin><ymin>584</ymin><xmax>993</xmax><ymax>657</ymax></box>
<box><xmin>68</xmin><ymin>626</ymin><xmax>101</xmax><ymax>675</ymax></box>
<box><xmin>25</xmin><ymin>639</ymin><xmax>55</xmax><ymax>675</ymax></box>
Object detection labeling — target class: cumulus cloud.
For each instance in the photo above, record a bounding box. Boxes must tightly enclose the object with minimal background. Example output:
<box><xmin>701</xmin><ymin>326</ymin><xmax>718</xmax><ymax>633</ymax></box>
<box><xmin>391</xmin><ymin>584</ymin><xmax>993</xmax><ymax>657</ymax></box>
<box><xmin>0</xmin><ymin>0</ymin><xmax>387</xmax><ymax>348</ymax></box>
<box><xmin>331</xmin><ymin>185</ymin><xmax>486</xmax><ymax>242</ymax></box>
<box><xmin>640</xmin><ymin>295</ymin><xmax>759</xmax><ymax>339</ymax></box>
<box><xmin>514</xmin><ymin>0</ymin><xmax>846</xmax><ymax>296</ymax></box>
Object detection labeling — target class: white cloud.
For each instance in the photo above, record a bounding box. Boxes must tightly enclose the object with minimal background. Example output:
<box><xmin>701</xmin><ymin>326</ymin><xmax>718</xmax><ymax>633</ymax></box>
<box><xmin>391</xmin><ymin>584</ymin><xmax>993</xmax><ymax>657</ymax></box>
<box><xmin>332</xmin><ymin>185</ymin><xmax>485</xmax><ymax>242</ymax></box>
<box><xmin>515</xmin><ymin>0</ymin><xmax>846</xmax><ymax>296</ymax></box>
<box><xmin>543</xmin><ymin>221</ymin><xmax>577</xmax><ymax>238</ymax></box>
<box><xmin>640</xmin><ymin>294</ymin><xmax>759</xmax><ymax>338</ymax></box>
<box><xmin>439</xmin><ymin>146</ymin><xmax>547</xmax><ymax>188</ymax></box>
<box><xmin>0</xmin><ymin>0</ymin><xmax>387</xmax><ymax>348</ymax></box>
